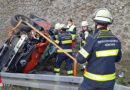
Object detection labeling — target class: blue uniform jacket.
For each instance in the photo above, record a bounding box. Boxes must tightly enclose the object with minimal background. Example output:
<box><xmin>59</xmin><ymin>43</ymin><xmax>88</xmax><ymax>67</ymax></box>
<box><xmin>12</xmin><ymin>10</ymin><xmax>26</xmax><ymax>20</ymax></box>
<box><xmin>76</xmin><ymin>27</ymin><xmax>122</xmax><ymax>87</ymax></box>
<box><xmin>55</xmin><ymin>32</ymin><xmax>72</xmax><ymax>55</ymax></box>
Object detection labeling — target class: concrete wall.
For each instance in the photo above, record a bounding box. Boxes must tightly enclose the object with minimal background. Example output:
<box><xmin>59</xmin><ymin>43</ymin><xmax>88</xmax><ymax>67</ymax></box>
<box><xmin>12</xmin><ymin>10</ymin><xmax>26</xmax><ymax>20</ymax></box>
<box><xmin>0</xmin><ymin>0</ymin><xmax>130</xmax><ymax>85</ymax></box>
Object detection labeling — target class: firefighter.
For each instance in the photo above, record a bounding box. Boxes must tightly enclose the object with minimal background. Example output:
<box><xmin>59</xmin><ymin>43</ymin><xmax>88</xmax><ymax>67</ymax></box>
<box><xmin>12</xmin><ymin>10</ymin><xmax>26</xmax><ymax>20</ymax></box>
<box><xmin>80</xmin><ymin>21</ymin><xmax>91</xmax><ymax>71</ymax></box>
<box><xmin>66</xmin><ymin>18</ymin><xmax>76</xmax><ymax>48</ymax></box>
<box><xmin>54</xmin><ymin>24</ymin><xmax>73</xmax><ymax>76</ymax></box>
<box><xmin>53</xmin><ymin>23</ymin><xmax>61</xmax><ymax>40</ymax></box>
<box><xmin>76</xmin><ymin>8</ymin><xmax>122</xmax><ymax>90</ymax></box>
<box><xmin>80</xmin><ymin>20</ymin><xmax>91</xmax><ymax>49</ymax></box>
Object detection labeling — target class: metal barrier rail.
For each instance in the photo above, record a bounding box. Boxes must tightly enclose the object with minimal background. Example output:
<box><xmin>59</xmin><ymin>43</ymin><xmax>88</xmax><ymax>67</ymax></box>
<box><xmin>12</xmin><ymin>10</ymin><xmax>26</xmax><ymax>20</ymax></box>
<box><xmin>0</xmin><ymin>72</ymin><xmax>130</xmax><ymax>90</ymax></box>
<box><xmin>0</xmin><ymin>72</ymin><xmax>82</xmax><ymax>90</ymax></box>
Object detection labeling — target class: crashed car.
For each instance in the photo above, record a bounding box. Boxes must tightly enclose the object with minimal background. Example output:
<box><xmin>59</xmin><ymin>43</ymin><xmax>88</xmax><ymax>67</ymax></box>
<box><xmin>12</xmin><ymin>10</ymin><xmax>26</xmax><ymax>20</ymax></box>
<box><xmin>0</xmin><ymin>14</ymin><xmax>56</xmax><ymax>73</ymax></box>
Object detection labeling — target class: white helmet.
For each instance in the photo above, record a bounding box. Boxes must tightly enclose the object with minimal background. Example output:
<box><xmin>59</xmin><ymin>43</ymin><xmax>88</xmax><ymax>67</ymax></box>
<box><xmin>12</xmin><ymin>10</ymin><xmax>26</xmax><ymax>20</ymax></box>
<box><xmin>60</xmin><ymin>24</ymin><xmax>66</xmax><ymax>29</ymax></box>
<box><xmin>55</xmin><ymin>23</ymin><xmax>61</xmax><ymax>30</ymax></box>
<box><xmin>60</xmin><ymin>24</ymin><xmax>69</xmax><ymax>31</ymax></box>
<box><xmin>81</xmin><ymin>21</ymin><xmax>89</xmax><ymax>26</ymax></box>
<box><xmin>93</xmin><ymin>8</ymin><xmax>113</xmax><ymax>24</ymax></box>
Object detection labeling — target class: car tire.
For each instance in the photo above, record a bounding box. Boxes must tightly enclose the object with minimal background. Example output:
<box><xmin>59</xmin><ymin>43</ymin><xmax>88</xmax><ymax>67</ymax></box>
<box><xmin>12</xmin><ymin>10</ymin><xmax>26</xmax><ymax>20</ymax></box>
<box><xmin>10</xmin><ymin>14</ymin><xmax>33</xmax><ymax>31</ymax></box>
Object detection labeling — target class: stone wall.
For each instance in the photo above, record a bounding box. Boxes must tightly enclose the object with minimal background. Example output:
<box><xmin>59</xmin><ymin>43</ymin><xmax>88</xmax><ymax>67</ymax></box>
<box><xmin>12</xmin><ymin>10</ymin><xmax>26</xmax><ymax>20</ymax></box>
<box><xmin>0</xmin><ymin>0</ymin><xmax>130</xmax><ymax>85</ymax></box>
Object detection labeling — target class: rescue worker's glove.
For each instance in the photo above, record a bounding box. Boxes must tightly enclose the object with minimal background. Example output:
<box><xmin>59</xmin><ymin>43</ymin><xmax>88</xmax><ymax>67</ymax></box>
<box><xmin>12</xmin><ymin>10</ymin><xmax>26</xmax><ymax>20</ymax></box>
<box><xmin>80</xmin><ymin>64</ymin><xmax>86</xmax><ymax>71</ymax></box>
<box><xmin>66</xmin><ymin>30</ymin><xmax>70</xmax><ymax>34</ymax></box>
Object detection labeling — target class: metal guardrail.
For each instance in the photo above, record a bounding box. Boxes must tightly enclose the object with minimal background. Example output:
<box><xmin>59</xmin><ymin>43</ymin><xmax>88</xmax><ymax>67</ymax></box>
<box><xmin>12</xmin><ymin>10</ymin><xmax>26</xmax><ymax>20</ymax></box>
<box><xmin>0</xmin><ymin>72</ymin><xmax>82</xmax><ymax>90</ymax></box>
<box><xmin>0</xmin><ymin>72</ymin><xmax>130</xmax><ymax>90</ymax></box>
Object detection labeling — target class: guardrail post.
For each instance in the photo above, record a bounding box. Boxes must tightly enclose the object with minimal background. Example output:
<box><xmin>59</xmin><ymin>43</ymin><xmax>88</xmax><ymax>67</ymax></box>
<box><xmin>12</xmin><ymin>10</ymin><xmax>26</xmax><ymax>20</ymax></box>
<box><xmin>26</xmin><ymin>87</ymin><xmax>31</xmax><ymax>90</ymax></box>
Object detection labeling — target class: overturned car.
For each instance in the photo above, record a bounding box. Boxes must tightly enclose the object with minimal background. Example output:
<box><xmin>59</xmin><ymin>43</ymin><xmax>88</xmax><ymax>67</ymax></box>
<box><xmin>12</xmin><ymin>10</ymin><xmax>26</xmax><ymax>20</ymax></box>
<box><xmin>0</xmin><ymin>14</ymin><xmax>56</xmax><ymax>73</ymax></box>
